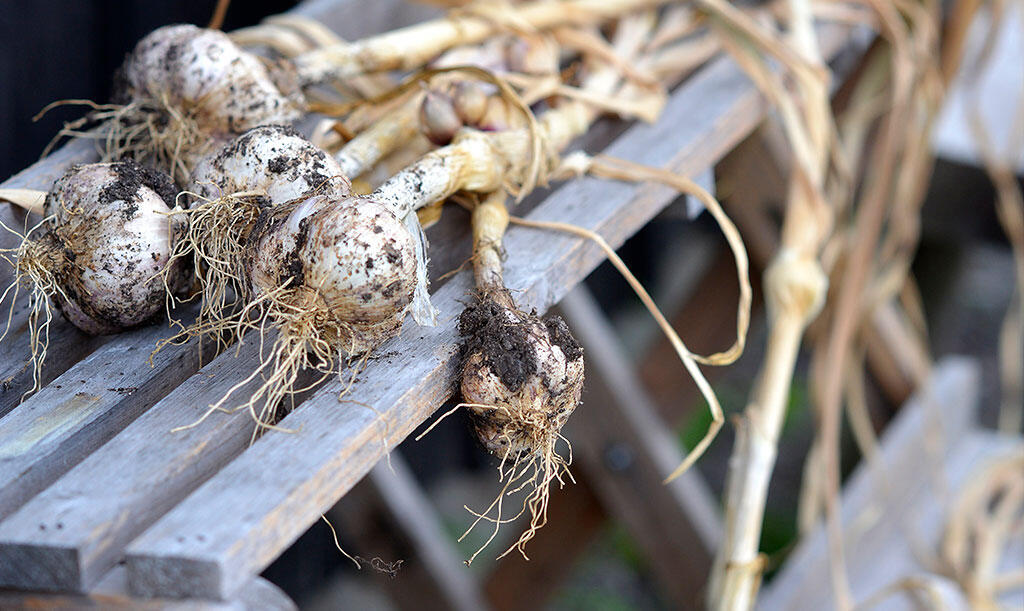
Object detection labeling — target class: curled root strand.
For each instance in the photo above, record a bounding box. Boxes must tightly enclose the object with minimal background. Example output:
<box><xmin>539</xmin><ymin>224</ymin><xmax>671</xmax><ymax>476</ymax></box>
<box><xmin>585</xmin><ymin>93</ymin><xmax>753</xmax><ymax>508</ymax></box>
<box><xmin>0</xmin><ymin>218</ymin><xmax>73</xmax><ymax>399</ymax></box>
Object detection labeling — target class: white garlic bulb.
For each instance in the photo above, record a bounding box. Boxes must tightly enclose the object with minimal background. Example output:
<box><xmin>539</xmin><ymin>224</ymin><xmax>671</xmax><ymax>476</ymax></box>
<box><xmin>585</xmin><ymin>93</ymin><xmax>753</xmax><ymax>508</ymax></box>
<box><xmin>37</xmin><ymin>161</ymin><xmax>187</xmax><ymax>334</ymax></box>
<box><xmin>459</xmin><ymin>292</ymin><xmax>584</xmax><ymax>457</ymax></box>
<box><xmin>120</xmin><ymin>24</ymin><xmax>302</xmax><ymax>137</ymax></box>
<box><xmin>190</xmin><ymin>125</ymin><xmax>348</xmax><ymax>202</ymax></box>
<box><xmin>244</xmin><ymin>193</ymin><xmax>418</xmax><ymax>354</ymax></box>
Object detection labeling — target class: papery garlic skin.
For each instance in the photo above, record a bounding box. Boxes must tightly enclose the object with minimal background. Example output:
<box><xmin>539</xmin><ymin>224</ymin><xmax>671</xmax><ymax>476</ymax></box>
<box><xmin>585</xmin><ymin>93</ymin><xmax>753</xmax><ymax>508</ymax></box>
<box><xmin>44</xmin><ymin>161</ymin><xmax>186</xmax><ymax>334</ymax></box>
<box><xmin>190</xmin><ymin>125</ymin><xmax>348</xmax><ymax>202</ymax></box>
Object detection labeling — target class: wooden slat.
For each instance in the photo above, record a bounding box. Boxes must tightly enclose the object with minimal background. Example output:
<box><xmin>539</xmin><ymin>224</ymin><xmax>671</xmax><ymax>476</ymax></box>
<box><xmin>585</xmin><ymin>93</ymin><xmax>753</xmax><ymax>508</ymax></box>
<box><xmin>0</xmin><ymin>339</ymin><xmax>278</xmax><ymax>592</ymax></box>
<box><xmin>557</xmin><ymin>285</ymin><xmax>722</xmax><ymax>608</ymax></box>
<box><xmin>367</xmin><ymin>456</ymin><xmax>489</xmax><ymax>611</ymax></box>
<box><xmin>124</xmin><ymin>50</ymin><xmax>784</xmax><ymax>600</ymax></box>
<box><xmin>0</xmin><ymin>318</ymin><xmax>204</xmax><ymax>520</ymax></box>
<box><xmin>0</xmin><ymin>568</ymin><xmax>295</xmax><ymax>610</ymax></box>
<box><xmin>759</xmin><ymin>357</ymin><xmax>1024</xmax><ymax>610</ymax></box>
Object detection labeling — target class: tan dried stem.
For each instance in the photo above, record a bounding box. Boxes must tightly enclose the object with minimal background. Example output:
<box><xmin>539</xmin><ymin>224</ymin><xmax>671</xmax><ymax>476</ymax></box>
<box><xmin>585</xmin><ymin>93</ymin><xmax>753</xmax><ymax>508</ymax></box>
<box><xmin>0</xmin><ymin>189</ymin><xmax>46</xmax><ymax>217</ymax></box>
<box><xmin>707</xmin><ymin>0</ymin><xmax>840</xmax><ymax>605</ymax></box>
<box><xmin>940</xmin><ymin>453</ymin><xmax>1024</xmax><ymax>608</ymax></box>
<box><xmin>290</xmin><ymin>0</ymin><xmax>672</xmax><ymax>86</ymax></box>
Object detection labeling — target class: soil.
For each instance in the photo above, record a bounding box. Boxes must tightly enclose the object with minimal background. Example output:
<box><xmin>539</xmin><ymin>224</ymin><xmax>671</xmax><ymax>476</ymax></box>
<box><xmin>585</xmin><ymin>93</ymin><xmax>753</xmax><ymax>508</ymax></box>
<box><xmin>458</xmin><ymin>293</ymin><xmax>539</xmax><ymax>393</ymax></box>
<box><xmin>98</xmin><ymin>159</ymin><xmax>178</xmax><ymax>214</ymax></box>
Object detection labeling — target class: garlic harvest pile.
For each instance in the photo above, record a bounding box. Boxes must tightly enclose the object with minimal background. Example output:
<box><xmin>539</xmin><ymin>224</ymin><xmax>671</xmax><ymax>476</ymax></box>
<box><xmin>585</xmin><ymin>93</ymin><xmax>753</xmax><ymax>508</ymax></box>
<box><xmin>1</xmin><ymin>160</ymin><xmax>187</xmax><ymax>391</ymax></box>
<box><xmin>189</xmin><ymin>189</ymin><xmax>418</xmax><ymax>431</ymax></box>
<box><xmin>173</xmin><ymin>125</ymin><xmax>349</xmax><ymax>336</ymax></box>
<box><xmin>169</xmin><ymin>125</ymin><xmax>421</xmax><ymax>430</ymax></box>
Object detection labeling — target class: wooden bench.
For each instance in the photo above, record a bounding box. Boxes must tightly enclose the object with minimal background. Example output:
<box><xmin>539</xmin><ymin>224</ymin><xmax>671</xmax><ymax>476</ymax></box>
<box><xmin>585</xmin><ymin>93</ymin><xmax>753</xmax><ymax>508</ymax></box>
<box><xmin>760</xmin><ymin>357</ymin><xmax>1024</xmax><ymax>610</ymax></box>
<box><xmin>0</xmin><ymin>1</ymin><xmax>871</xmax><ymax>607</ymax></box>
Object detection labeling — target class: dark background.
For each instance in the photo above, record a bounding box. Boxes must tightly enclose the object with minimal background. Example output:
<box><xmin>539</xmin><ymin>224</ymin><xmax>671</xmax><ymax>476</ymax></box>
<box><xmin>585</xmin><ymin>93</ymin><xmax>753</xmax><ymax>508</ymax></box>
<box><xmin>0</xmin><ymin>0</ymin><xmax>297</xmax><ymax>183</ymax></box>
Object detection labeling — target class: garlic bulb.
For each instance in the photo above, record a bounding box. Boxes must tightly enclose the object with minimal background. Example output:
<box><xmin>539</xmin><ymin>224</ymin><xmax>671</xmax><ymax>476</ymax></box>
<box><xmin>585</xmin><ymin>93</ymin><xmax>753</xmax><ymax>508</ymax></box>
<box><xmin>190</xmin><ymin>125</ymin><xmax>348</xmax><ymax>202</ymax></box>
<box><xmin>459</xmin><ymin>289</ymin><xmax>584</xmax><ymax>458</ymax></box>
<box><xmin>108</xmin><ymin>24</ymin><xmax>302</xmax><ymax>183</ymax></box>
<box><xmin>120</xmin><ymin>24</ymin><xmax>302</xmax><ymax>137</ymax></box>
<box><xmin>243</xmin><ymin>193</ymin><xmax>418</xmax><ymax>354</ymax></box>
<box><xmin>29</xmin><ymin>160</ymin><xmax>186</xmax><ymax>334</ymax></box>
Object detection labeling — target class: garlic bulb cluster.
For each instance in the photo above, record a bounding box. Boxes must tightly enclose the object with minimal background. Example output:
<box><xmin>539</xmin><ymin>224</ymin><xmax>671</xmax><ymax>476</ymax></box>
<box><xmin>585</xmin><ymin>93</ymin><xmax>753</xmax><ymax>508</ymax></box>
<box><xmin>30</xmin><ymin>161</ymin><xmax>187</xmax><ymax>335</ymax></box>
<box><xmin>458</xmin><ymin>289</ymin><xmax>584</xmax><ymax>458</ymax></box>
<box><xmin>243</xmin><ymin>193</ymin><xmax>418</xmax><ymax>354</ymax></box>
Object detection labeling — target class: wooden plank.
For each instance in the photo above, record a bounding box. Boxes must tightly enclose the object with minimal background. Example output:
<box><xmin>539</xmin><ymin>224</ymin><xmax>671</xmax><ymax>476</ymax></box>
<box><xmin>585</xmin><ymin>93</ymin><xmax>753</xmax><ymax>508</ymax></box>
<box><xmin>556</xmin><ymin>285</ymin><xmax>722</xmax><ymax>608</ymax></box>
<box><xmin>367</xmin><ymin>456</ymin><xmax>489</xmax><ymax>611</ymax></box>
<box><xmin>0</xmin><ymin>338</ymin><xmax>281</xmax><ymax>592</ymax></box>
<box><xmin>759</xmin><ymin>357</ymin><xmax>1009</xmax><ymax>610</ymax></box>
<box><xmin>0</xmin><ymin>568</ymin><xmax>295</xmax><ymax>610</ymax></box>
<box><xmin>124</xmin><ymin>48</ymin><xmax>787</xmax><ymax>600</ymax></box>
<box><xmin>0</xmin><ymin>317</ymin><xmax>207</xmax><ymax>521</ymax></box>
<box><xmin>0</xmin><ymin>302</ymin><xmax>106</xmax><ymax>420</ymax></box>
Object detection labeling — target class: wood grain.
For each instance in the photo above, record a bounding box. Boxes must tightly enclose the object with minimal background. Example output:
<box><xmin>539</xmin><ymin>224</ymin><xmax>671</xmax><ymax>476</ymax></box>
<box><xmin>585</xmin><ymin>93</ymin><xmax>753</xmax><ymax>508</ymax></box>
<box><xmin>0</xmin><ymin>336</ymin><xmax>281</xmax><ymax>592</ymax></box>
<box><xmin>0</xmin><ymin>316</ymin><xmax>205</xmax><ymax>521</ymax></box>
<box><xmin>0</xmin><ymin>567</ymin><xmax>295</xmax><ymax>610</ymax></box>
<box><xmin>124</xmin><ymin>51</ymin><xmax>781</xmax><ymax>600</ymax></box>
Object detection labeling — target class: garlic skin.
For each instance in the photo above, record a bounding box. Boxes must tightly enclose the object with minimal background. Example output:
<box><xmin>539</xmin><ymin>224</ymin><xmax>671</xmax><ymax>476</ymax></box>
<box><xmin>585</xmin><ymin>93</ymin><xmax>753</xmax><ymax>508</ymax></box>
<box><xmin>190</xmin><ymin>125</ymin><xmax>349</xmax><ymax>202</ymax></box>
<box><xmin>244</xmin><ymin>193</ymin><xmax>418</xmax><ymax>354</ymax></box>
<box><xmin>419</xmin><ymin>90</ymin><xmax>463</xmax><ymax>146</ymax></box>
<box><xmin>43</xmin><ymin>161</ymin><xmax>186</xmax><ymax>335</ymax></box>
<box><xmin>459</xmin><ymin>294</ymin><xmax>585</xmax><ymax>457</ymax></box>
<box><xmin>120</xmin><ymin>24</ymin><xmax>302</xmax><ymax>137</ymax></box>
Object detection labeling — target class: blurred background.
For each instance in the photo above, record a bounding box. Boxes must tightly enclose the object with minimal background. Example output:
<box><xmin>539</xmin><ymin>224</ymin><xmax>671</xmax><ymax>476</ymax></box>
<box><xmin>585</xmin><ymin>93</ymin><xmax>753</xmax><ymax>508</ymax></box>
<box><xmin>1</xmin><ymin>1</ymin><xmax>1020</xmax><ymax>609</ymax></box>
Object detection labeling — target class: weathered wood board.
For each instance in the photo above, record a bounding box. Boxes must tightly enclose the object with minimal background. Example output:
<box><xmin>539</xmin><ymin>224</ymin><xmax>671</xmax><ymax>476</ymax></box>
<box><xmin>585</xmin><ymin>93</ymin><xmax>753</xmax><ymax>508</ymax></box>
<box><xmin>760</xmin><ymin>357</ymin><xmax>1023</xmax><ymax>610</ymax></box>
<box><xmin>0</xmin><ymin>318</ymin><xmax>205</xmax><ymax>521</ymax></box>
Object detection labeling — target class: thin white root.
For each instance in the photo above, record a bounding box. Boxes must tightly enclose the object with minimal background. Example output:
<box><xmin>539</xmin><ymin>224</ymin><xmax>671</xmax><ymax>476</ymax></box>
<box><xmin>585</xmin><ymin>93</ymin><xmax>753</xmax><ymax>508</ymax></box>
<box><xmin>0</xmin><ymin>217</ymin><xmax>71</xmax><ymax>399</ymax></box>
